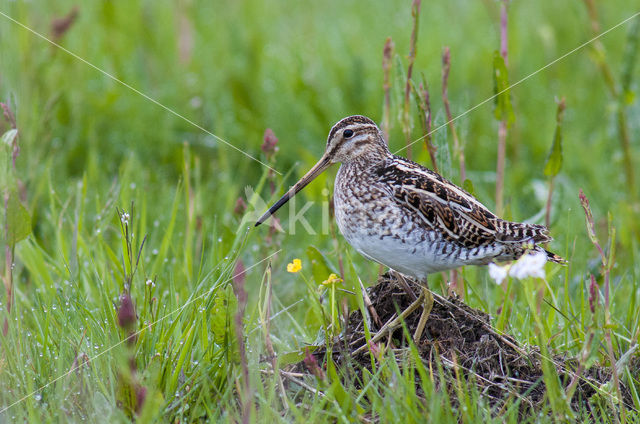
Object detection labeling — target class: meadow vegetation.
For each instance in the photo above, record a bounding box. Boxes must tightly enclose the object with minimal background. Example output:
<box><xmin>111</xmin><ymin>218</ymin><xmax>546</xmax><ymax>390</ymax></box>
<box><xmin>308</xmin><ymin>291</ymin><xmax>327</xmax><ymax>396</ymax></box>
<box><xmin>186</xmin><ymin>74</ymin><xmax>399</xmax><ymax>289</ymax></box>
<box><xmin>0</xmin><ymin>0</ymin><xmax>639</xmax><ymax>422</ymax></box>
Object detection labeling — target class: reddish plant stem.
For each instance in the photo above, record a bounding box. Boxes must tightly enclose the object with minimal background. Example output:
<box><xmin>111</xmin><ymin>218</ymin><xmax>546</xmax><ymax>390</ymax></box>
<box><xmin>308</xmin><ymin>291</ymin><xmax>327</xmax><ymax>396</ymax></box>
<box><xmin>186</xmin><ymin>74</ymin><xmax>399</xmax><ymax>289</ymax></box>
<box><xmin>496</xmin><ymin>121</ymin><xmax>507</xmax><ymax>215</ymax></box>
<box><xmin>402</xmin><ymin>0</ymin><xmax>422</xmax><ymax>161</ymax></box>
<box><xmin>1</xmin><ymin>103</ymin><xmax>18</xmax><ymax>336</ymax></box>
<box><xmin>442</xmin><ymin>47</ymin><xmax>466</xmax><ymax>182</ymax></box>
<box><xmin>418</xmin><ymin>82</ymin><xmax>438</xmax><ymax>172</ymax></box>
<box><xmin>382</xmin><ymin>37</ymin><xmax>394</xmax><ymax>143</ymax></box>
<box><xmin>496</xmin><ymin>1</ymin><xmax>509</xmax><ymax>215</ymax></box>
<box><xmin>544</xmin><ymin>179</ymin><xmax>554</xmax><ymax>229</ymax></box>
<box><xmin>232</xmin><ymin>273</ymin><xmax>251</xmax><ymax>424</ymax></box>
<box><xmin>500</xmin><ymin>4</ymin><xmax>509</xmax><ymax>67</ymax></box>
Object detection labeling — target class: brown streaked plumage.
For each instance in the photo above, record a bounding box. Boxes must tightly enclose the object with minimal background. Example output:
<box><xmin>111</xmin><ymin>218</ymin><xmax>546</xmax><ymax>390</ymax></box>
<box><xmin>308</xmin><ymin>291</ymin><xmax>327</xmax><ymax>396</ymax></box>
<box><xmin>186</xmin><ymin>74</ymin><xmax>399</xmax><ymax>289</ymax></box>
<box><xmin>255</xmin><ymin>115</ymin><xmax>565</xmax><ymax>280</ymax></box>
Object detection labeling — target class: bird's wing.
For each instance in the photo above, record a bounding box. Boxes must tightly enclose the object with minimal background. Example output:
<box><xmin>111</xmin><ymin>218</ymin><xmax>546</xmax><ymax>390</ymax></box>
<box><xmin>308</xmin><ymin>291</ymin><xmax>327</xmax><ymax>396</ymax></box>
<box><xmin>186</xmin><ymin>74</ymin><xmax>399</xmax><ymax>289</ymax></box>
<box><xmin>375</xmin><ymin>157</ymin><xmax>551</xmax><ymax>248</ymax></box>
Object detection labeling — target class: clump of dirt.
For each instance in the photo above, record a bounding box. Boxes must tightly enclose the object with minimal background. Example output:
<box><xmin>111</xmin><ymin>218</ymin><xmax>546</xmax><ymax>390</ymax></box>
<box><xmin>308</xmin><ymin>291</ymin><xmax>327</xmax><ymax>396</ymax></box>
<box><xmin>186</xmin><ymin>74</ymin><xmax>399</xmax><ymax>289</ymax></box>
<box><xmin>290</xmin><ymin>272</ymin><xmax>633</xmax><ymax>418</ymax></box>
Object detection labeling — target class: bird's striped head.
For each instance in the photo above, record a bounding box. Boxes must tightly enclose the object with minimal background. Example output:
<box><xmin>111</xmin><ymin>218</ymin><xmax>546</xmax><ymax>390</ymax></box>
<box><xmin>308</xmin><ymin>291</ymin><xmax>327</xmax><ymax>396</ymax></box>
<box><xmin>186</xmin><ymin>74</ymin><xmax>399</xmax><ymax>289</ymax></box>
<box><xmin>255</xmin><ymin>115</ymin><xmax>388</xmax><ymax>226</ymax></box>
<box><xmin>325</xmin><ymin>115</ymin><xmax>388</xmax><ymax>164</ymax></box>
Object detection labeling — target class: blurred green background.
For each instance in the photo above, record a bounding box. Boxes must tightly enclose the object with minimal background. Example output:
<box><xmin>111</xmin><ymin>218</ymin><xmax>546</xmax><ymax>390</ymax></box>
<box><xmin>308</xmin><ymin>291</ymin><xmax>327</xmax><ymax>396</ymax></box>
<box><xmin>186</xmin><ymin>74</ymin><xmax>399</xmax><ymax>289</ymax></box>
<box><xmin>1</xmin><ymin>0</ymin><xmax>639</xmax><ymax>421</ymax></box>
<box><xmin>2</xmin><ymin>1</ymin><xmax>638</xmax><ymax>261</ymax></box>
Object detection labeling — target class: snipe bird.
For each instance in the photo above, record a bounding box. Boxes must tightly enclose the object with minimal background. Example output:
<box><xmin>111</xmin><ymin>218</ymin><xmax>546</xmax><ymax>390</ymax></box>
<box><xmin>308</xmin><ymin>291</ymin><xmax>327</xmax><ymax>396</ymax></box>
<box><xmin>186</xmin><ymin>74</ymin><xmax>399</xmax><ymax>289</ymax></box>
<box><xmin>255</xmin><ymin>115</ymin><xmax>564</xmax><ymax>341</ymax></box>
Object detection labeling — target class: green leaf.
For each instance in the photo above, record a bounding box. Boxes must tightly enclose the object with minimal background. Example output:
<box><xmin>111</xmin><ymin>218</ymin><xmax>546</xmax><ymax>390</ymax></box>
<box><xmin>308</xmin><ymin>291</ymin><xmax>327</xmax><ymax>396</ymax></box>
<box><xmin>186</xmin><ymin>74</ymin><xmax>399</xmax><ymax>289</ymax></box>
<box><xmin>543</xmin><ymin>129</ymin><xmax>563</xmax><ymax>176</ymax></box>
<box><xmin>492</xmin><ymin>51</ymin><xmax>515</xmax><ymax>125</ymax></box>
<box><xmin>306</xmin><ymin>245</ymin><xmax>336</xmax><ymax>285</ymax></box>
<box><xmin>433</xmin><ymin>111</ymin><xmax>452</xmax><ymax>179</ymax></box>
<box><xmin>279</xmin><ymin>346</ymin><xmax>318</xmax><ymax>366</ymax></box>
<box><xmin>543</xmin><ymin>99</ymin><xmax>565</xmax><ymax>177</ymax></box>
<box><xmin>462</xmin><ymin>178</ymin><xmax>475</xmax><ymax>196</ymax></box>
<box><xmin>4</xmin><ymin>191</ymin><xmax>31</xmax><ymax>244</ymax></box>
<box><xmin>209</xmin><ymin>286</ymin><xmax>237</xmax><ymax>345</ymax></box>
<box><xmin>326</xmin><ymin>357</ymin><xmax>353</xmax><ymax>413</ymax></box>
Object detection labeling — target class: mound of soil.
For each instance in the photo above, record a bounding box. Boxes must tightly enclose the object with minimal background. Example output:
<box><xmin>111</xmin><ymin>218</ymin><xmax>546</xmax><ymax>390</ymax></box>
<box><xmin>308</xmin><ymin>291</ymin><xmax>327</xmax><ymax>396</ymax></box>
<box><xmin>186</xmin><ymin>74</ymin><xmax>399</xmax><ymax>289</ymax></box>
<box><xmin>290</xmin><ymin>272</ymin><xmax>633</xmax><ymax>418</ymax></box>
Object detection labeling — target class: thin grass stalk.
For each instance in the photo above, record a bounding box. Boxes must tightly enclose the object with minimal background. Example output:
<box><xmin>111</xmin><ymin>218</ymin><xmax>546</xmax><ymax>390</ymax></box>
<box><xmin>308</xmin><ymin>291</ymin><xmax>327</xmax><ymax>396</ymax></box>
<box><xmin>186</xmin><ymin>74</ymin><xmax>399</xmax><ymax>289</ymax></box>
<box><xmin>382</xmin><ymin>37</ymin><xmax>394</xmax><ymax>143</ymax></box>
<box><xmin>419</xmin><ymin>82</ymin><xmax>437</xmax><ymax>171</ymax></box>
<box><xmin>565</xmin><ymin>275</ymin><xmax>597</xmax><ymax>400</ymax></box>
<box><xmin>582</xmin><ymin>0</ymin><xmax>636</xmax><ymax>199</ymax></box>
<box><xmin>545</xmin><ymin>98</ymin><xmax>566</xmax><ymax>229</ymax></box>
<box><xmin>260</xmin><ymin>264</ymin><xmax>288</xmax><ymax>411</ymax></box>
<box><xmin>1</xmin><ymin>103</ymin><xmax>20</xmax><ymax>336</ymax></box>
<box><xmin>411</xmin><ymin>78</ymin><xmax>437</xmax><ymax>171</ymax></box>
<box><xmin>495</xmin><ymin>1</ymin><xmax>509</xmax><ymax>215</ymax></box>
<box><xmin>441</xmin><ymin>47</ymin><xmax>466</xmax><ymax>182</ymax></box>
<box><xmin>232</xmin><ymin>269</ymin><xmax>252</xmax><ymax>424</ymax></box>
<box><xmin>2</xmin><ymin>196</ymin><xmax>12</xmax><ymax>336</ymax></box>
<box><xmin>402</xmin><ymin>0</ymin><xmax>421</xmax><ymax>161</ymax></box>
<box><xmin>579</xmin><ymin>190</ymin><xmax>625</xmax><ymax>422</ymax></box>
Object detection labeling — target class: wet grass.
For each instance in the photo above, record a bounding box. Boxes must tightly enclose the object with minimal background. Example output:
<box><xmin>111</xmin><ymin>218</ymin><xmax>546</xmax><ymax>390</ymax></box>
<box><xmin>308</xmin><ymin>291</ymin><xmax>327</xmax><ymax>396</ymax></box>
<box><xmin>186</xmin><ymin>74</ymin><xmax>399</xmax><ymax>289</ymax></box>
<box><xmin>0</xmin><ymin>0</ymin><xmax>639</xmax><ymax>422</ymax></box>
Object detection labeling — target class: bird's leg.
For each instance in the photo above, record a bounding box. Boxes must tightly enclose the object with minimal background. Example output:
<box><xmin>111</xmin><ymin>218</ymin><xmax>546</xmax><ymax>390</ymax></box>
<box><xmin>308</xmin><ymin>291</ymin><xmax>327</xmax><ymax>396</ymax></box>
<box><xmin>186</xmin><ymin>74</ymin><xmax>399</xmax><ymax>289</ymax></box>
<box><xmin>413</xmin><ymin>279</ymin><xmax>434</xmax><ymax>343</ymax></box>
<box><xmin>353</xmin><ymin>289</ymin><xmax>425</xmax><ymax>356</ymax></box>
<box><xmin>392</xmin><ymin>270</ymin><xmax>418</xmax><ymax>301</ymax></box>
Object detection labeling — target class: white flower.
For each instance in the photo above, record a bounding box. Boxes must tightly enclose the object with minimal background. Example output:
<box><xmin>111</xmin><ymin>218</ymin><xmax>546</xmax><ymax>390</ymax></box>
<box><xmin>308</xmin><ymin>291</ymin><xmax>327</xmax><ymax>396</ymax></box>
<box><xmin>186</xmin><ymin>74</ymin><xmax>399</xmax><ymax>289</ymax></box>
<box><xmin>508</xmin><ymin>250</ymin><xmax>547</xmax><ymax>280</ymax></box>
<box><xmin>146</xmin><ymin>279</ymin><xmax>155</xmax><ymax>288</ymax></box>
<box><xmin>488</xmin><ymin>262</ymin><xmax>508</xmax><ymax>285</ymax></box>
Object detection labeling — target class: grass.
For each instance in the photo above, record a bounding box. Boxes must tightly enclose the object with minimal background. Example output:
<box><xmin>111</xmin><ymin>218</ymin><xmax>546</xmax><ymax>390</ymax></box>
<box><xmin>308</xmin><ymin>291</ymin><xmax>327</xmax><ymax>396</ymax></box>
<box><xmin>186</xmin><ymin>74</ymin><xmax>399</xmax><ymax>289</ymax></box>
<box><xmin>1</xmin><ymin>0</ymin><xmax>639</xmax><ymax>422</ymax></box>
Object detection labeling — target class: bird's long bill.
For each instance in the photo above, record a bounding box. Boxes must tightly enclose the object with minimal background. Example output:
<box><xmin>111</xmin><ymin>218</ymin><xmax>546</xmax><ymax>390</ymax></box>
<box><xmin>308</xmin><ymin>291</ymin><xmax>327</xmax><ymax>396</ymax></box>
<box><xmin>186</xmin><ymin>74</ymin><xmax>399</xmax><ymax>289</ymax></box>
<box><xmin>255</xmin><ymin>154</ymin><xmax>332</xmax><ymax>227</ymax></box>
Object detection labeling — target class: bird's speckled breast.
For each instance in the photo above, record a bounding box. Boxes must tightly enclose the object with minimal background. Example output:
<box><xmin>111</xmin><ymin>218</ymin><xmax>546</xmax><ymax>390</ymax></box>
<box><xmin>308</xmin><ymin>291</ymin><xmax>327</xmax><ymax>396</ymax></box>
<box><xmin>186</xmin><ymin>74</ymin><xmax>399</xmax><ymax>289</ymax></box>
<box><xmin>333</xmin><ymin>162</ymin><xmax>477</xmax><ymax>279</ymax></box>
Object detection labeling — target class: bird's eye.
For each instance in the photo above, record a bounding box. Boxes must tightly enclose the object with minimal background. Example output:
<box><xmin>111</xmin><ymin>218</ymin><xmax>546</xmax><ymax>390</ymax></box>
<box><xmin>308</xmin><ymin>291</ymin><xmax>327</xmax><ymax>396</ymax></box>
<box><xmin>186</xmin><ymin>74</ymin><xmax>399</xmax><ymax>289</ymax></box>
<box><xmin>343</xmin><ymin>129</ymin><xmax>354</xmax><ymax>138</ymax></box>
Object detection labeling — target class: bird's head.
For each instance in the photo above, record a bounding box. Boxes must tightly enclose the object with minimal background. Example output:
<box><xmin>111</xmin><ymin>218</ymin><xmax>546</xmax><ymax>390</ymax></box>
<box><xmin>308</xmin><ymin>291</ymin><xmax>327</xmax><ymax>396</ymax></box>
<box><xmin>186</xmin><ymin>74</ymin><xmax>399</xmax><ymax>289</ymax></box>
<box><xmin>255</xmin><ymin>115</ymin><xmax>388</xmax><ymax>226</ymax></box>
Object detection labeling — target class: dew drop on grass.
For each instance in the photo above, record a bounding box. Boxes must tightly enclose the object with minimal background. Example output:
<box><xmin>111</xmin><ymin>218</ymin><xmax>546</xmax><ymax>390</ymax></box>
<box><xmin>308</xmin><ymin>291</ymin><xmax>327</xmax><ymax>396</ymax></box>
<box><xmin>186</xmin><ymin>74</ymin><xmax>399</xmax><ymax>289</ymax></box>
<box><xmin>218</xmin><ymin>238</ymin><xmax>222</xmax><ymax>243</ymax></box>
<box><xmin>152</xmin><ymin>249</ymin><xmax>159</xmax><ymax>255</ymax></box>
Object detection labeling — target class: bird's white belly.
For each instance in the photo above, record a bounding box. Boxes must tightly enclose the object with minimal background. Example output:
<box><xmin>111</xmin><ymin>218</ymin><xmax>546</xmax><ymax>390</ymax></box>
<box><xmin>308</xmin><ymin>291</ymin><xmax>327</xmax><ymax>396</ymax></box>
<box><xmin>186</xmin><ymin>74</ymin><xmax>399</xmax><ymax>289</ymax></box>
<box><xmin>334</xmin><ymin>196</ymin><xmax>465</xmax><ymax>279</ymax></box>
<box><xmin>343</xmin><ymin>225</ymin><xmax>457</xmax><ymax>279</ymax></box>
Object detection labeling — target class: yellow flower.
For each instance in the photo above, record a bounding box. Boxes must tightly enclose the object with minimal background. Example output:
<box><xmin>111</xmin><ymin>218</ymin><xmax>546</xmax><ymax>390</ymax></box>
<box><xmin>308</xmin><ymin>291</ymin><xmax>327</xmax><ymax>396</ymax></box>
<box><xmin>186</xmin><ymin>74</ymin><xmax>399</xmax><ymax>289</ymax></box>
<box><xmin>287</xmin><ymin>258</ymin><xmax>302</xmax><ymax>273</ymax></box>
<box><xmin>321</xmin><ymin>273</ymin><xmax>342</xmax><ymax>286</ymax></box>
